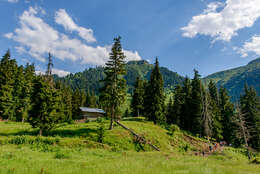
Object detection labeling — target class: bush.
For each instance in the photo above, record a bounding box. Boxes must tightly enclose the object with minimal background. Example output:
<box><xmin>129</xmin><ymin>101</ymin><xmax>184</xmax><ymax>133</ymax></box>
<box><xmin>97</xmin><ymin>123</ymin><xmax>105</xmax><ymax>143</ymax></box>
<box><xmin>168</xmin><ymin>124</ymin><xmax>180</xmax><ymax>135</ymax></box>
<box><xmin>9</xmin><ymin>136</ymin><xmax>27</xmax><ymax>145</ymax></box>
<box><xmin>54</xmin><ymin>152</ymin><xmax>70</xmax><ymax>159</ymax></box>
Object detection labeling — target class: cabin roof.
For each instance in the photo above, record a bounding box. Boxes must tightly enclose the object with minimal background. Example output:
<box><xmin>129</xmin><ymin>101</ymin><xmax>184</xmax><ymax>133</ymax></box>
<box><xmin>79</xmin><ymin>107</ymin><xmax>105</xmax><ymax>114</ymax></box>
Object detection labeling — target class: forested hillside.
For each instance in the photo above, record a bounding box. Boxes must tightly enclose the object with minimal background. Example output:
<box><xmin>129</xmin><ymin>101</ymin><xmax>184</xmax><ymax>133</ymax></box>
<box><xmin>204</xmin><ymin>58</ymin><xmax>260</xmax><ymax>100</ymax></box>
<box><xmin>56</xmin><ymin>60</ymin><xmax>184</xmax><ymax>94</ymax></box>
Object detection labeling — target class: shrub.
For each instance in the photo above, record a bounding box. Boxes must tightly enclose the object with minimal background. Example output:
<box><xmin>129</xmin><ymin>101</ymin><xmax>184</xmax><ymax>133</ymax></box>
<box><xmin>97</xmin><ymin>123</ymin><xmax>105</xmax><ymax>143</ymax></box>
<box><xmin>54</xmin><ymin>152</ymin><xmax>70</xmax><ymax>159</ymax></box>
<box><xmin>9</xmin><ymin>136</ymin><xmax>27</xmax><ymax>145</ymax></box>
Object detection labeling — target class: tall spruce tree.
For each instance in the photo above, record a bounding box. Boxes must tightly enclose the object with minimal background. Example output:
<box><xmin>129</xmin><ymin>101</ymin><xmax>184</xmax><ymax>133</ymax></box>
<box><xmin>201</xmin><ymin>86</ymin><xmax>213</xmax><ymax>137</ymax></box>
<box><xmin>208</xmin><ymin>80</ymin><xmax>223</xmax><ymax>140</ymax></box>
<box><xmin>180</xmin><ymin>77</ymin><xmax>192</xmax><ymax>130</ymax></box>
<box><xmin>240</xmin><ymin>84</ymin><xmax>260</xmax><ymax>149</ymax></box>
<box><xmin>21</xmin><ymin>63</ymin><xmax>36</xmax><ymax>122</ymax></box>
<box><xmin>28</xmin><ymin>76</ymin><xmax>62</xmax><ymax>135</ymax></box>
<box><xmin>190</xmin><ymin>70</ymin><xmax>203</xmax><ymax>135</ymax></box>
<box><xmin>131</xmin><ymin>77</ymin><xmax>144</xmax><ymax>117</ymax></box>
<box><xmin>99</xmin><ymin>36</ymin><xmax>127</xmax><ymax>130</ymax></box>
<box><xmin>219</xmin><ymin>86</ymin><xmax>235</xmax><ymax>144</ymax></box>
<box><xmin>143</xmin><ymin>58</ymin><xmax>165</xmax><ymax>124</ymax></box>
<box><xmin>167</xmin><ymin>84</ymin><xmax>183</xmax><ymax>126</ymax></box>
<box><xmin>0</xmin><ymin>50</ymin><xmax>17</xmax><ymax>120</ymax></box>
<box><xmin>13</xmin><ymin>65</ymin><xmax>26</xmax><ymax>121</ymax></box>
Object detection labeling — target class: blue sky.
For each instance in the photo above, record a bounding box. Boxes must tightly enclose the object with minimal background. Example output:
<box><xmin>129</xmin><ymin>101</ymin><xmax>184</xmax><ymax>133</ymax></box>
<box><xmin>1</xmin><ymin>0</ymin><xmax>260</xmax><ymax>77</ymax></box>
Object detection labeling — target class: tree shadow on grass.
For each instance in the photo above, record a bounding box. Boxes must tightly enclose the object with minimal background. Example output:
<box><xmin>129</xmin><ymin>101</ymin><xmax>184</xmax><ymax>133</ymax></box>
<box><xmin>0</xmin><ymin>128</ymin><xmax>98</xmax><ymax>138</ymax></box>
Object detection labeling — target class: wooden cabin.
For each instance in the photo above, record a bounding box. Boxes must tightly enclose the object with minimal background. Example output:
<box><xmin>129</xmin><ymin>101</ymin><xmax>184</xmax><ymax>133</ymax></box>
<box><xmin>79</xmin><ymin>107</ymin><xmax>105</xmax><ymax>121</ymax></box>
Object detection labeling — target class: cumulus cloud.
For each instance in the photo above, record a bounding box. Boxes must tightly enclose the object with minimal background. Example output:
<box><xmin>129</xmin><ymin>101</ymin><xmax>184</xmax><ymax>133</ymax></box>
<box><xmin>5</xmin><ymin>7</ymin><xmax>142</xmax><ymax>66</ymax></box>
<box><xmin>238</xmin><ymin>35</ymin><xmax>260</xmax><ymax>57</ymax></box>
<box><xmin>35</xmin><ymin>68</ymin><xmax>70</xmax><ymax>77</ymax></box>
<box><xmin>181</xmin><ymin>0</ymin><xmax>260</xmax><ymax>42</ymax></box>
<box><xmin>55</xmin><ymin>9</ymin><xmax>96</xmax><ymax>43</ymax></box>
<box><xmin>52</xmin><ymin>68</ymin><xmax>71</xmax><ymax>77</ymax></box>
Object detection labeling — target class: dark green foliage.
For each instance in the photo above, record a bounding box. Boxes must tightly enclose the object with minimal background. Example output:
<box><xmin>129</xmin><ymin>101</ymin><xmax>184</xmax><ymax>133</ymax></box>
<box><xmin>166</xmin><ymin>85</ymin><xmax>183</xmax><ymax>126</ymax></box>
<box><xmin>71</xmin><ymin>89</ymin><xmax>85</xmax><ymax>119</ymax></box>
<box><xmin>97</xmin><ymin>122</ymin><xmax>105</xmax><ymax>143</ymax></box>
<box><xmin>190</xmin><ymin>70</ymin><xmax>203</xmax><ymax>135</ymax></box>
<box><xmin>208</xmin><ymin>81</ymin><xmax>223</xmax><ymax>140</ymax></box>
<box><xmin>180</xmin><ymin>77</ymin><xmax>192</xmax><ymax>131</ymax></box>
<box><xmin>0</xmin><ymin>50</ymin><xmax>17</xmax><ymax>120</ymax></box>
<box><xmin>240</xmin><ymin>84</ymin><xmax>260</xmax><ymax>149</ymax></box>
<box><xmin>56</xmin><ymin>60</ymin><xmax>184</xmax><ymax>95</ymax></box>
<box><xmin>85</xmin><ymin>90</ymin><xmax>97</xmax><ymax>108</ymax></box>
<box><xmin>100</xmin><ymin>36</ymin><xmax>127</xmax><ymax>129</ymax></box>
<box><xmin>131</xmin><ymin>77</ymin><xmax>144</xmax><ymax>116</ymax></box>
<box><xmin>124</xmin><ymin>108</ymin><xmax>130</xmax><ymax>118</ymax></box>
<box><xmin>219</xmin><ymin>86</ymin><xmax>235</xmax><ymax>144</ymax></box>
<box><xmin>143</xmin><ymin>58</ymin><xmax>165</xmax><ymax>124</ymax></box>
<box><xmin>28</xmin><ymin>76</ymin><xmax>63</xmax><ymax>135</ymax></box>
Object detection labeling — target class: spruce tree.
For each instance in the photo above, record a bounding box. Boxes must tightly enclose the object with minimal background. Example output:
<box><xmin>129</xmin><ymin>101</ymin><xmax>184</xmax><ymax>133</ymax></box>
<box><xmin>143</xmin><ymin>58</ymin><xmax>165</xmax><ymax>124</ymax></box>
<box><xmin>21</xmin><ymin>63</ymin><xmax>36</xmax><ymax>122</ymax></box>
<box><xmin>0</xmin><ymin>50</ymin><xmax>17</xmax><ymax>120</ymax></box>
<box><xmin>208</xmin><ymin>80</ymin><xmax>223</xmax><ymax>140</ymax></box>
<box><xmin>190</xmin><ymin>70</ymin><xmax>203</xmax><ymax>135</ymax></box>
<box><xmin>72</xmin><ymin>89</ymin><xmax>85</xmax><ymax>119</ymax></box>
<box><xmin>167</xmin><ymin>85</ymin><xmax>183</xmax><ymax>126</ymax></box>
<box><xmin>180</xmin><ymin>77</ymin><xmax>192</xmax><ymax>130</ymax></box>
<box><xmin>131</xmin><ymin>77</ymin><xmax>144</xmax><ymax>117</ymax></box>
<box><xmin>219</xmin><ymin>86</ymin><xmax>235</xmax><ymax>144</ymax></box>
<box><xmin>13</xmin><ymin>65</ymin><xmax>26</xmax><ymax>121</ymax></box>
<box><xmin>201</xmin><ymin>86</ymin><xmax>213</xmax><ymax>137</ymax></box>
<box><xmin>240</xmin><ymin>84</ymin><xmax>260</xmax><ymax>149</ymax></box>
<box><xmin>28</xmin><ymin>76</ymin><xmax>61</xmax><ymax>135</ymax></box>
<box><xmin>100</xmin><ymin>36</ymin><xmax>127</xmax><ymax>129</ymax></box>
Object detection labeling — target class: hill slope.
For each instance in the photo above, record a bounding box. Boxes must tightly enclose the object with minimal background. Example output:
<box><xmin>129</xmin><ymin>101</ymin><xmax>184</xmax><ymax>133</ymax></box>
<box><xmin>204</xmin><ymin>58</ymin><xmax>260</xmax><ymax>100</ymax></box>
<box><xmin>56</xmin><ymin>60</ymin><xmax>184</xmax><ymax>94</ymax></box>
<box><xmin>0</xmin><ymin>121</ymin><xmax>259</xmax><ymax>174</ymax></box>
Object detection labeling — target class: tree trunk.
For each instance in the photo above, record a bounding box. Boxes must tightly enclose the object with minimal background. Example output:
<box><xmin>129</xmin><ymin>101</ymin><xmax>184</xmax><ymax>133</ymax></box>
<box><xmin>137</xmin><ymin>109</ymin><xmax>139</xmax><ymax>117</ymax></box>
<box><xmin>109</xmin><ymin>105</ymin><xmax>114</xmax><ymax>130</ymax></box>
<box><xmin>39</xmin><ymin>129</ymin><xmax>43</xmax><ymax>136</ymax></box>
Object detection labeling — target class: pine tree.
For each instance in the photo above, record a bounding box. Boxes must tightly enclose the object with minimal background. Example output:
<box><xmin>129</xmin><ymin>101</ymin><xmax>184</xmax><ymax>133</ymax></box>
<box><xmin>190</xmin><ymin>70</ymin><xmax>203</xmax><ymax>135</ymax></box>
<box><xmin>72</xmin><ymin>89</ymin><xmax>85</xmax><ymax>119</ymax></box>
<box><xmin>21</xmin><ymin>63</ymin><xmax>36</xmax><ymax>122</ymax></box>
<box><xmin>13</xmin><ymin>65</ymin><xmax>26</xmax><ymax>121</ymax></box>
<box><xmin>166</xmin><ymin>85</ymin><xmax>183</xmax><ymax>126</ymax></box>
<box><xmin>180</xmin><ymin>77</ymin><xmax>192</xmax><ymax>130</ymax></box>
<box><xmin>219</xmin><ymin>86</ymin><xmax>235</xmax><ymax>144</ymax></box>
<box><xmin>28</xmin><ymin>76</ymin><xmax>62</xmax><ymax>135</ymax></box>
<box><xmin>240</xmin><ymin>84</ymin><xmax>260</xmax><ymax>149</ymax></box>
<box><xmin>99</xmin><ymin>36</ymin><xmax>127</xmax><ymax>129</ymax></box>
<box><xmin>143</xmin><ymin>58</ymin><xmax>165</xmax><ymax>124</ymax></box>
<box><xmin>208</xmin><ymin>80</ymin><xmax>223</xmax><ymax>140</ymax></box>
<box><xmin>131</xmin><ymin>77</ymin><xmax>144</xmax><ymax>117</ymax></box>
<box><xmin>201</xmin><ymin>86</ymin><xmax>213</xmax><ymax>137</ymax></box>
<box><xmin>0</xmin><ymin>50</ymin><xmax>17</xmax><ymax>120</ymax></box>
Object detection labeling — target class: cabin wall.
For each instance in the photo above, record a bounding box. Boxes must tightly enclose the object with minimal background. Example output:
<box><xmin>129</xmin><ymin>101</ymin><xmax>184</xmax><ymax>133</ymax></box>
<box><xmin>82</xmin><ymin>112</ymin><xmax>104</xmax><ymax>120</ymax></box>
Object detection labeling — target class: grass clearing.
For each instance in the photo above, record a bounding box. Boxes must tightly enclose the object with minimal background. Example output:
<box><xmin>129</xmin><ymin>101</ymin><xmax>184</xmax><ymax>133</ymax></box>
<box><xmin>0</xmin><ymin>121</ymin><xmax>259</xmax><ymax>174</ymax></box>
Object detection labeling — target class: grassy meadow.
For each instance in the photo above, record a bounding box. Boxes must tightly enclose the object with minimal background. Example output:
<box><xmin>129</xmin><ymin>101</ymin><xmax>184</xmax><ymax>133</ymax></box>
<box><xmin>0</xmin><ymin>120</ymin><xmax>259</xmax><ymax>174</ymax></box>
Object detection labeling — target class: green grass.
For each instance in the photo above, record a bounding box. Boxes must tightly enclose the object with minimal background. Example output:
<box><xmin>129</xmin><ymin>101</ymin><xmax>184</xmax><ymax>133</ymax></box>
<box><xmin>0</xmin><ymin>121</ymin><xmax>259</xmax><ymax>174</ymax></box>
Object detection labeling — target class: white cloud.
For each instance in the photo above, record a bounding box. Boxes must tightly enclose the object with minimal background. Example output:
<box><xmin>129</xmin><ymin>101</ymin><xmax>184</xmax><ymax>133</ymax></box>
<box><xmin>239</xmin><ymin>35</ymin><xmax>260</xmax><ymax>57</ymax></box>
<box><xmin>55</xmin><ymin>9</ymin><xmax>96</xmax><ymax>43</ymax></box>
<box><xmin>52</xmin><ymin>68</ymin><xmax>71</xmax><ymax>77</ymax></box>
<box><xmin>7</xmin><ymin>0</ymin><xmax>18</xmax><ymax>3</ymax></box>
<box><xmin>5</xmin><ymin>7</ymin><xmax>142</xmax><ymax>66</ymax></box>
<box><xmin>181</xmin><ymin>0</ymin><xmax>260</xmax><ymax>42</ymax></box>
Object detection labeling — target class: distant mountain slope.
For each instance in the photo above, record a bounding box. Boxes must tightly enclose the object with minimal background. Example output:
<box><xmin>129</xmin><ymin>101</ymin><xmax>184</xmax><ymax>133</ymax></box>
<box><xmin>56</xmin><ymin>60</ymin><xmax>184</xmax><ymax>94</ymax></box>
<box><xmin>204</xmin><ymin>58</ymin><xmax>260</xmax><ymax>100</ymax></box>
